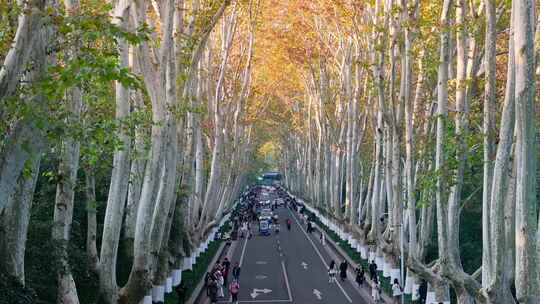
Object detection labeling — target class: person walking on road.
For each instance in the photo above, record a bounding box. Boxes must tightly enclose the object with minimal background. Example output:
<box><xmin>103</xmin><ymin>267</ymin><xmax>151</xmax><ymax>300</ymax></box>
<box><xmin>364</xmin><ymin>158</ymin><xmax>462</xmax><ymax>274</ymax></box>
<box><xmin>328</xmin><ymin>260</ymin><xmax>337</xmax><ymax>283</ymax></box>
<box><xmin>355</xmin><ymin>266</ymin><xmax>365</xmax><ymax>286</ymax></box>
<box><xmin>229</xmin><ymin>280</ymin><xmax>240</xmax><ymax>304</ymax></box>
<box><xmin>320</xmin><ymin>232</ymin><xmax>326</xmax><ymax>245</ymax></box>
<box><xmin>222</xmin><ymin>257</ymin><xmax>231</xmax><ymax>284</ymax></box>
<box><xmin>372</xmin><ymin>277</ymin><xmax>381</xmax><ymax>303</ymax></box>
<box><xmin>215</xmin><ymin>270</ymin><xmax>225</xmax><ymax>298</ymax></box>
<box><xmin>208</xmin><ymin>279</ymin><xmax>218</xmax><ymax>303</ymax></box>
<box><xmin>286</xmin><ymin>218</ymin><xmax>292</xmax><ymax>230</ymax></box>
<box><xmin>204</xmin><ymin>272</ymin><xmax>212</xmax><ymax>296</ymax></box>
<box><xmin>339</xmin><ymin>260</ymin><xmax>348</xmax><ymax>281</ymax></box>
<box><xmin>369</xmin><ymin>260</ymin><xmax>378</xmax><ymax>281</ymax></box>
<box><xmin>392</xmin><ymin>278</ymin><xmax>403</xmax><ymax>304</ymax></box>
<box><xmin>232</xmin><ymin>262</ymin><xmax>241</xmax><ymax>281</ymax></box>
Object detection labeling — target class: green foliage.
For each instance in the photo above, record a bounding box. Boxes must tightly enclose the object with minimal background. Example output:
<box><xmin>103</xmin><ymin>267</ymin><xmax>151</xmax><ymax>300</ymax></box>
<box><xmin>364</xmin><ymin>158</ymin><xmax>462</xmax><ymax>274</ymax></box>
<box><xmin>0</xmin><ymin>270</ymin><xmax>36</xmax><ymax>304</ymax></box>
<box><xmin>23</xmin><ymin>152</ymin><xmax>112</xmax><ymax>303</ymax></box>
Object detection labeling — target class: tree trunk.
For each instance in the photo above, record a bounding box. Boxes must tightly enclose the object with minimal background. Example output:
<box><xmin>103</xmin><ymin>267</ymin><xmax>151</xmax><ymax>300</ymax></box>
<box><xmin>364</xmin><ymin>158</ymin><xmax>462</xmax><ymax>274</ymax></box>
<box><xmin>99</xmin><ymin>13</ymin><xmax>133</xmax><ymax>301</ymax></box>
<box><xmin>0</xmin><ymin>155</ymin><xmax>40</xmax><ymax>285</ymax></box>
<box><xmin>512</xmin><ymin>0</ymin><xmax>538</xmax><ymax>302</ymax></box>
<box><xmin>84</xmin><ymin>168</ymin><xmax>98</xmax><ymax>274</ymax></box>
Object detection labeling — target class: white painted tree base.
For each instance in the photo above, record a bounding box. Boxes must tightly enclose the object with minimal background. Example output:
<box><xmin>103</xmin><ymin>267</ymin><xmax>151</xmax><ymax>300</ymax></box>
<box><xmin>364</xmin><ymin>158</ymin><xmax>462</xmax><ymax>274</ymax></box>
<box><xmin>375</xmin><ymin>256</ymin><xmax>384</xmax><ymax>268</ymax></box>
<box><xmin>172</xmin><ymin>269</ymin><xmax>182</xmax><ymax>286</ymax></box>
<box><xmin>143</xmin><ymin>295</ymin><xmax>152</xmax><ymax>304</ymax></box>
<box><xmin>166</xmin><ymin>277</ymin><xmax>173</xmax><ymax>293</ymax></box>
<box><xmin>426</xmin><ymin>291</ymin><xmax>436</xmax><ymax>303</ymax></box>
<box><xmin>382</xmin><ymin>260</ymin><xmax>390</xmax><ymax>277</ymax></box>
<box><xmin>152</xmin><ymin>285</ymin><xmax>165</xmax><ymax>302</ymax></box>
<box><xmin>360</xmin><ymin>246</ymin><xmax>367</xmax><ymax>259</ymax></box>
<box><xmin>390</xmin><ymin>268</ymin><xmax>400</xmax><ymax>283</ymax></box>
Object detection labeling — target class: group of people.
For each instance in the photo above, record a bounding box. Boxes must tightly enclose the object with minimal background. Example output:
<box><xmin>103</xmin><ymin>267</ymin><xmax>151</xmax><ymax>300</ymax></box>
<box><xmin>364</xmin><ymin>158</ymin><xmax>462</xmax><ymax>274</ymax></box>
<box><xmin>327</xmin><ymin>260</ymin><xmax>349</xmax><ymax>283</ymax></box>
<box><xmin>205</xmin><ymin>257</ymin><xmax>242</xmax><ymax>304</ymax></box>
<box><xmin>366</xmin><ymin>260</ymin><xmax>405</xmax><ymax>304</ymax></box>
<box><xmin>327</xmin><ymin>258</ymin><xmax>405</xmax><ymax>304</ymax></box>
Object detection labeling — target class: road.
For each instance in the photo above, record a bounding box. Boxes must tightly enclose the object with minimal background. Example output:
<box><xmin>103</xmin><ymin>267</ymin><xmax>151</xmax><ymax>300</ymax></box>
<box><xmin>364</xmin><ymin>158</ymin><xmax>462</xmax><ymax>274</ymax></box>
<box><xmin>215</xmin><ymin>203</ymin><xmax>372</xmax><ymax>304</ymax></box>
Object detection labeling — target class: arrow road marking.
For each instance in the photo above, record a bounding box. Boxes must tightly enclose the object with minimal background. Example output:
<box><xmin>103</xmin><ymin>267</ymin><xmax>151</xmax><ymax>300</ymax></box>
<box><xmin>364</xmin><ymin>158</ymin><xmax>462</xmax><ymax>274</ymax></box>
<box><xmin>289</xmin><ymin>209</ymin><xmax>352</xmax><ymax>303</ymax></box>
<box><xmin>301</xmin><ymin>261</ymin><xmax>308</xmax><ymax>269</ymax></box>
<box><xmin>313</xmin><ymin>289</ymin><xmax>323</xmax><ymax>300</ymax></box>
<box><xmin>250</xmin><ymin>288</ymin><xmax>272</xmax><ymax>299</ymax></box>
<box><xmin>255</xmin><ymin>275</ymin><xmax>268</xmax><ymax>280</ymax></box>
<box><xmin>255</xmin><ymin>261</ymin><xmax>267</xmax><ymax>265</ymax></box>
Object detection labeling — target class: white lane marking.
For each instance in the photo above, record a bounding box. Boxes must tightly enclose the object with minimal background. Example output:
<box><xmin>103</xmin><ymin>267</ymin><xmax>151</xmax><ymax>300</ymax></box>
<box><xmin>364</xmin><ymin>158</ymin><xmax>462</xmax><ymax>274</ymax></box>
<box><xmin>313</xmin><ymin>288</ymin><xmax>323</xmax><ymax>300</ymax></box>
<box><xmin>255</xmin><ymin>275</ymin><xmax>268</xmax><ymax>280</ymax></box>
<box><xmin>289</xmin><ymin>209</ymin><xmax>353</xmax><ymax>303</ymax></box>
<box><xmin>255</xmin><ymin>260</ymin><xmax>267</xmax><ymax>265</ymax></box>
<box><xmin>250</xmin><ymin>288</ymin><xmax>272</xmax><ymax>299</ymax></box>
<box><xmin>281</xmin><ymin>260</ymin><xmax>293</xmax><ymax>301</ymax></box>
<box><xmin>301</xmin><ymin>261</ymin><xmax>308</xmax><ymax>269</ymax></box>
<box><xmin>239</xmin><ymin>238</ymin><xmax>248</xmax><ymax>267</ymax></box>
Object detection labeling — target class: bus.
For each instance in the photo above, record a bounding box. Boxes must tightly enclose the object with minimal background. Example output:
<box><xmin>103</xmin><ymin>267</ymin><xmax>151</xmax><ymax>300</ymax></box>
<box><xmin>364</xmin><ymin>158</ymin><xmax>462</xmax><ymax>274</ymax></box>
<box><xmin>261</xmin><ymin>172</ymin><xmax>282</xmax><ymax>186</ymax></box>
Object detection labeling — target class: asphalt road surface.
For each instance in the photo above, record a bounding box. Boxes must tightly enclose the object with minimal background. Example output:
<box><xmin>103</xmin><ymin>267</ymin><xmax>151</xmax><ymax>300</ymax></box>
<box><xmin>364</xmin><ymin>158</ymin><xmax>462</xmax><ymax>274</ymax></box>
<box><xmin>216</xmin><ymin>202</ymin><xmax>371</xmax><ymax>304</ymax></box>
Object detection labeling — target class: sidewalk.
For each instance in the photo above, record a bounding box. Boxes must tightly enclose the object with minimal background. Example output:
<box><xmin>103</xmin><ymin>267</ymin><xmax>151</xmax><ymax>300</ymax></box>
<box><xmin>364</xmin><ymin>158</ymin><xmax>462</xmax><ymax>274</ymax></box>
<box><xmin>188</xmin><ymin>238</ymin><xmax>240</xmax><ymax>304</ymax></box>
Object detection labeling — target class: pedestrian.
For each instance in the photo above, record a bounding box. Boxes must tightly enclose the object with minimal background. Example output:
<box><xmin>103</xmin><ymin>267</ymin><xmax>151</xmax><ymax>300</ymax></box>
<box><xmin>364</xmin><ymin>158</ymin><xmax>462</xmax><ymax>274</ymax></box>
<box><xmin>328</xmin><ymin>260</ymin><xmax>337</xmax><ymax>283</ymax></box>
<box><xmin>247</xmin><ymin>224</ymin><xmax>253</xmax><ymax>239</ymax></box>
<box><xmin>215</xmin><ymin>270</ymin><xmax>224</xmax><ymax>298</ymax></box>
<box><xmin>221</xmin><ymin>257</ymin><xmax>231</xmax><ymax>284</ymax></box>
<box><xmin>392</xmin><ymin>278</ymin><xmax>403</xmax><ymax>304</ymax></box>
<box><xmin>221</xmin><ymin>257</ymin><xmax>231</xmax><ymax>270</ymax></box>
<box><xmin>232</xmin><ymin>262</ymin><xmax>241</xmax><ymax>281</ymax></box>
<box><xmin>369</xmin><ymin>260</ymin><xmax>378</xmax><ymax>281</ymax></box>
<box><xmin>419</xmin><ymin>279</ymin><xmax>428</xmax><ymax>304</ymax></box>
<box><xmin>339</xmin><ymin>260</ymin><xmax>348</xmax><ymax>281</ymax></box>
<box><xmin>209</xmin><ymin>279</ymin><xmax>218</xmax><ymax>304</ymax></box>
<box><xmin>307</xmin><ymin>221</ymin><xmax>312</xmax><ymax>233</ymax></box>
<box><xmin>229</xmin><ymin>280</ymin><xmax>240</xmax><ymax>304</ymax></box>
<box><xmin>204</xmin><ymin>272</ymin><xmax>212</xmax><ymax>296</ymax></box>
<box><xmin>222</xmin><ymin>267</ymin><xmax>229</xmax><ymax>286</ymax></box>
<box><xmin>320</xmin><ymin>233</ymin><xmax>326</xmax><ymax>246</ymax></box>
<box><xmin>355</xmin><ymin>266</ymin><xmax>365</xmax><ymax>286</ymax></box>
<box><xmin>372</xmin><ymin>278</ymin><xmax>381</xmax><ymax>303</ymax></box>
